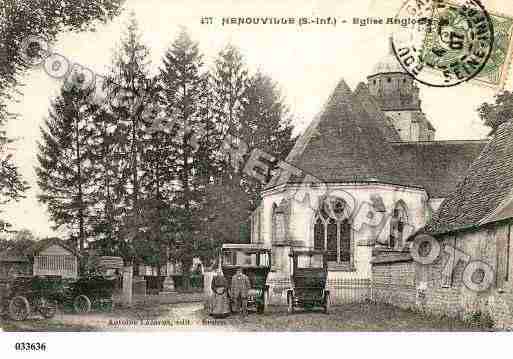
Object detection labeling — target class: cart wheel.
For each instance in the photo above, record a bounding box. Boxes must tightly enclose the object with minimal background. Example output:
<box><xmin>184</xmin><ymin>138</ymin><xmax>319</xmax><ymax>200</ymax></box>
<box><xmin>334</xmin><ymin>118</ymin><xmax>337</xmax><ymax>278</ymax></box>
<box><xmin>8</xmin><ymin>296</ymin><xmax>30</xmax><ymax>321</ymax></box>
<box><xmin>73</xmin><ymin>295</ymin><xmax>91</xmax><ymax>314</ymax></box>
<box><xmin>287</xmin><ymin>292</ymin><xmax>294</xmax><ymax>314</ymax></box>
<box><xmin>38</xmin><ymin>297</ymin><xmax>57</xmax><ymax>319</ymax></box>
<box><xmin>323</xmin><ymin>293</ymin><xmax>331</xmax><ymax>314</ymax></box>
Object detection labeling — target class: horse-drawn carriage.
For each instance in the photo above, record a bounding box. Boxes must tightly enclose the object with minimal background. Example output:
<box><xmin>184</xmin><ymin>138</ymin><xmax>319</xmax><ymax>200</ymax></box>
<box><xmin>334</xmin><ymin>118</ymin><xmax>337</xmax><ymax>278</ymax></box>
<box><xmin>1</xmin><ymin>276</ymin><xmax>60</xmax><ymax>321</ymax></box>
<box><xmin>1</xmin><ymin>274</ymin><xmax>116</xmax><ymax>321</ymax></box>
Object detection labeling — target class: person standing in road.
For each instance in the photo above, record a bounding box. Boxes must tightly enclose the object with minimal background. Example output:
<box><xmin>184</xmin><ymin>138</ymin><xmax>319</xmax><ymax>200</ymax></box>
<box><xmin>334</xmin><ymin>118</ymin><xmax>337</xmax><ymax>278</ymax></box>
<box><xmin>209</xmin><ymin>267</ymin><xmax>230</xmax><ymax>317</ymax></box>
<box><xmin>230</xmin><ymin>267</ymin><xmax>250</xmax><ymax>318</ymax></box>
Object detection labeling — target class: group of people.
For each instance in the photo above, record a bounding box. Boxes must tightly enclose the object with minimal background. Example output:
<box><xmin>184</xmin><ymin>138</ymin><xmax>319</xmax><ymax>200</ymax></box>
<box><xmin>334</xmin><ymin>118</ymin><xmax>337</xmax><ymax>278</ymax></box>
<box><xmin>209</xmin><ymin>267</ymin><xmax>251</xmax><ymax>318</ymax></box>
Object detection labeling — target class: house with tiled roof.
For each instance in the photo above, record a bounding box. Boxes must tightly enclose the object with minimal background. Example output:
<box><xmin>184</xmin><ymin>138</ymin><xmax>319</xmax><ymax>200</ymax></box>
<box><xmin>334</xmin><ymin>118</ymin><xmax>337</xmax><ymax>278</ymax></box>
<box><xmin>371</xmin><ymin>120</ymin><xmax>513</xmax><ymax>329</ymax></box>
<box><xmin>410</xmin><ymin>120</ymin><xmax>513</xmax><ymax>328</ymax></box>
<box><xmin>251</xmin><ymin>40</ymin><xmax>489</xmax><ymax>305</ymax></box>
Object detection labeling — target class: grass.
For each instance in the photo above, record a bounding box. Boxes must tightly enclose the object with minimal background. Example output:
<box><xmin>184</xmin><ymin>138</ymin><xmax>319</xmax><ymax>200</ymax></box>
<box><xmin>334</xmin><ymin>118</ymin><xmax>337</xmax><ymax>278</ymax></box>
<box><xmin>1</xmin><ymin>301</ymin><xmax>494</xmax><ymax>332</ymax></box>
<box><xmin>1</xmin><ymin>317</ymin><xmax>96</xmax><ymax>332</ymax></box>
<box><xmin>212</xmin><ymin>302</ymin><xmax>490</xmax><ymax>331</ymax></box>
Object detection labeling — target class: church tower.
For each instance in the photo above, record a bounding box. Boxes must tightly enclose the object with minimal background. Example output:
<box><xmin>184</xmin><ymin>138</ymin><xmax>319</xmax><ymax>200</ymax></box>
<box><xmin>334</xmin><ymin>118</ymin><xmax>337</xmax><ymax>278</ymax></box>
<box><xmin>367</xmin><ymin>38</ymin><xmax>435</xmax><ymax>142</ymax></box>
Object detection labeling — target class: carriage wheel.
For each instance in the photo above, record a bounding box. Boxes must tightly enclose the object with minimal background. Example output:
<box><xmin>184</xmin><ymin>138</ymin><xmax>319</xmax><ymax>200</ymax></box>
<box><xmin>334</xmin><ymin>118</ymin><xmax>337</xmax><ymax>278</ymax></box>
<box><xmin>38</xmin><ymin>297</ymin><xmax>57</xmax><ymax>319</ymax></box>
<box><xmin>8</xmin><ymin>296</ymin><xmax>30</xmax><ymax>321</ymax></box>
<box><xmin>73</xmin><ymin>295</ymin><xmax>91</xmax><ymax>314</ymax></box>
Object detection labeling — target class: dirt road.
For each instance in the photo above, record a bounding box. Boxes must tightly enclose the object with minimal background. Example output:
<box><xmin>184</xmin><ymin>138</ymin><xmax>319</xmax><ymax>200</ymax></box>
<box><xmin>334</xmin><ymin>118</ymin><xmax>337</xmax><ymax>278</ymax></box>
<box><xmin>53</xmin><ymin>302</ymin><xmax>234</xmax><ymax>331</ymax></box>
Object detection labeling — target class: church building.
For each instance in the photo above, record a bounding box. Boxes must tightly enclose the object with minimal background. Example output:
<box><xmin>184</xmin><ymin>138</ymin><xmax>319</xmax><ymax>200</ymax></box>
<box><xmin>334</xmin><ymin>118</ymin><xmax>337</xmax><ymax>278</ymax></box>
<box><xmin>251</xmin><ymin>41</ymin><xmax>487</xmax><ymax>304</ymax></box>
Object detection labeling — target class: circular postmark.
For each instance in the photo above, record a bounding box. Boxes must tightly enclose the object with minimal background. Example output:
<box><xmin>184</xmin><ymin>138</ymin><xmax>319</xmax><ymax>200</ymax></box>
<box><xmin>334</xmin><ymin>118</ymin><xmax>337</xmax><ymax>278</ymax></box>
<box><xmin>391</xmin><ymin>0</ymin><xmax>494</xmax><ymax>87</ymax></box>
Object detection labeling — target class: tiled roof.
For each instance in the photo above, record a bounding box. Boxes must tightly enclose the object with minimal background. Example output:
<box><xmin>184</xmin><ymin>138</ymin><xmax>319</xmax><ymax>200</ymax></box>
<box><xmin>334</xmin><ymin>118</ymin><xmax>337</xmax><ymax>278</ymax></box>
<box><xmin>274</xmin><ymin>80</ymin><xmax>417</xmax><ymax>187</ymax></box>
<box><xmin>426</xmin><ymin>121</ymin><xmax>513</xmax><ymax>234</ymax></box>
<box><xmin>270</xmin><ymin>79</ymin><xmax>485</xmax><ymax>204</ymax></box>
<box><xmin>354</xmin><ymin>82</ymin><xmax>401</xmax><ymax>142</ymax></box>
<box><xmin>32</xmin><ymin>237</ymin><xmax>79</xmax><ymax>256</ymax></box>
<box><xmin>391</xmin><ymin>140</ymin><xmax>487</xmax><ymax>198</ymax></box>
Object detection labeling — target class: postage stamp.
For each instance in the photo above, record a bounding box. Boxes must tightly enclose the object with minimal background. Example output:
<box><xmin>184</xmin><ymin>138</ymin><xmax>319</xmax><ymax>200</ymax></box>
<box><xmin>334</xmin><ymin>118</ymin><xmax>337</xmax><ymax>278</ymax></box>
<box><xmin>391</xmin><ymin>0</ymin><xmax>499</xmax><ymax>87</ymax></box>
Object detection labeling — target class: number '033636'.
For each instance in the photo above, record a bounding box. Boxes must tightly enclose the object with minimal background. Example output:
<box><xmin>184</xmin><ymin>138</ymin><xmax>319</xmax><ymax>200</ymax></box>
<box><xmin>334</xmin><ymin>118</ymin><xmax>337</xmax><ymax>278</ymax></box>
<box><xmin>15</xmin><ymin>342</ymin><xmax>47</xmax><ymax>351</ymax></box>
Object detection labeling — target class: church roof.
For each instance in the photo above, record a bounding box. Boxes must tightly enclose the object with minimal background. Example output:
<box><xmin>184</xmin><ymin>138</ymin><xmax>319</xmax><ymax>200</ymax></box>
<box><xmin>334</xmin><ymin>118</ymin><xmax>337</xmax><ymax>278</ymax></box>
<box><xmin>271</xmin><ymin>80</ymin><xmax>485</xmax><ymax>201</ymax></box>
<box><xmin>392</xmin><ymin>140</ymin><xmax>487</xmax><ymax>198</ymax></box>
<box><xmin>276</xmin><ymin>80</ymin><xmax>417</xmax><ymax>187</ymax></box>
<box><xmin>353</xmin><ymin>83</ymin><xmax>401</xmax><ymax>142</ymax></box>
<box><xmin>425</xmin><ymin>121</ymin><xmax>513</xmax><ymax>235</ymax></box>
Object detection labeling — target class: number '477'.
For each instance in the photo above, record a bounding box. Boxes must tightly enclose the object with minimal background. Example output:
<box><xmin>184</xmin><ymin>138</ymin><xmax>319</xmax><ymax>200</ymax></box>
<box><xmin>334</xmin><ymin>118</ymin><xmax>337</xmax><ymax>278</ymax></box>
<box><xmin>201</xmin><ymin>17</ymin><xmax>213</xmax><ymax>25</ymax></box>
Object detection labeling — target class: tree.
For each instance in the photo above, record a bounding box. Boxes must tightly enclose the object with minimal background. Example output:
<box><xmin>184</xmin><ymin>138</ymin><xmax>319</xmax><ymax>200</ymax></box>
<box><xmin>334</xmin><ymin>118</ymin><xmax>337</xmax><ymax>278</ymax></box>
<box><xmin>104</xmin><ymin>15</ymin><xmax>158</xmax><ymax>261</ymax></box>
<box><xmin>0</xmin><ymin>0</ymin><xmax>124</xmax><ymax>122</ymax></box>
<box><xmin>0</xmin><ymin>150</ymin><xmax>28</xmax><ymax>232</ymax></box>
<box><xmin>212</xmin><ymin>44</ymin><xmax>249</xmax><ymax>139</ymax></box>
<box><xmin>0</xmin><ymin>229</ymin><xmax>38</xmax><ymax>258</ymax></box>
<box><xmin>0</xmin><ymin>0</ymin><xmax>124</xmax><ymax>232</ymax></box>
<box><xmin>86</xmin><ymin>108</ymin><xmax>127</xmax><ymax>256</ymax></box>
<box><xmin>478</xmin><ymin>91</ymin><xmax>513</xmax><ymax>132</ymax></box>
<box><xmin>36</xmin><ymin>84</ymin><xmax>97</xmax><ymax>252</ymax></box>
<box><xmin>159</xmin><ymin>28</ymin><xmax>217</xmax><ymax>286</ymax></box>
<box><xmin>238</xmin><ymin>71</ymin><xmax>295</xmax><ymax>208</ymax></box>
<box><xmin>207</xmin><ymin>47</ymin><xmax>295</xmax><ymax>245</ymax></box>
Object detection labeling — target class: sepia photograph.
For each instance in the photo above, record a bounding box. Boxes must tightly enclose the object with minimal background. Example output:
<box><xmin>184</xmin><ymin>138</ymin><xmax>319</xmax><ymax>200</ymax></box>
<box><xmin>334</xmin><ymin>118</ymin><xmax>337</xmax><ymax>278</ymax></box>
<box><xmin>1</xmin><ymin>0</ymin><xmax>513</xmax><ymax>357</ymax></box>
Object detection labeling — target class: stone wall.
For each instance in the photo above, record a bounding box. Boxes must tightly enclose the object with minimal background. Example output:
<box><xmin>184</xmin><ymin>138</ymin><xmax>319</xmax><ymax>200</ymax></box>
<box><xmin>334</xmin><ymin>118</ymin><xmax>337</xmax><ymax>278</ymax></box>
<box><xmin>371</xmin><ymin>224</ymin><xmax>513</xmax><ymax>329</ymax></box>
<box><xmin>371</xmin><ymin>253</ymin><xmax>417</xmax><ymax>310</ymax></box>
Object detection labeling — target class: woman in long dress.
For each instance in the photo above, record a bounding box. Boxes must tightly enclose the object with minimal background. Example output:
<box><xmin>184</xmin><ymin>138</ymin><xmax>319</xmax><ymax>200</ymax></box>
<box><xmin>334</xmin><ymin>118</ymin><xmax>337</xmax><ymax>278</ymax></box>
<box><xmin>209</xmin><ymin>268</ymin><xmax>231</xmax><ymax>317</ymax></box>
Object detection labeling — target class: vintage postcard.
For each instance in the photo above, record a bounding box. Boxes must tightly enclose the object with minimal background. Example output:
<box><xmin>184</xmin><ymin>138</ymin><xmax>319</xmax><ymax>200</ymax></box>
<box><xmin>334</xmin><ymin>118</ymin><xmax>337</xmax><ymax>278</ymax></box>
<box><xmin>1</xmin><ymin>0</ymin><xmax>513</xmax><ymax>356</ymax></box>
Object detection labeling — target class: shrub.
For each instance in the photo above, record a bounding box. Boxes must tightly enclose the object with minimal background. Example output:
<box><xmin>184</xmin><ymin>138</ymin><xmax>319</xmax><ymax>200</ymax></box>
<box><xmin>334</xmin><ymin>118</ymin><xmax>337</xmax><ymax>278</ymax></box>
<box><xmin>464</xmin><ymin>310</ymin><xmax>495</xmax><ymax>329</ymax></box>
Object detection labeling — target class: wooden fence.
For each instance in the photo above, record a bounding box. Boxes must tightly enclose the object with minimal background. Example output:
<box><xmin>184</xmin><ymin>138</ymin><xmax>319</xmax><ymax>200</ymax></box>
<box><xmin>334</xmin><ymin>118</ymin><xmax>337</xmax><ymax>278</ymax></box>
<box><xmin>33</xmin><ymin>255</ymin><xmax>78</xmax><ymax>279</ymax></box>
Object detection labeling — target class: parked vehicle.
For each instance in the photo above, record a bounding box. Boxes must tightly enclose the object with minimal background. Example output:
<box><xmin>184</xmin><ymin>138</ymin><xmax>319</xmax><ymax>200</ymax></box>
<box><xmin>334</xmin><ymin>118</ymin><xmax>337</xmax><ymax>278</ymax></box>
<box><xmin>287</xmin><ymin>250</ymin><xmax>330</xmax><ymax>314</ymax></box>
<box><xmin>1</xmin><ymin>276</ymin><xmax>60</xmax><ymax>321</ymax></box>
<box><xmin>208</xmin><ymin>244</ymin><xmax>271</xmax><ymax>315</ymax></box>
<box><xmin>67</xmin><ymin>275</ymin><xmax>116</xmax><ymax>313</ymax></box>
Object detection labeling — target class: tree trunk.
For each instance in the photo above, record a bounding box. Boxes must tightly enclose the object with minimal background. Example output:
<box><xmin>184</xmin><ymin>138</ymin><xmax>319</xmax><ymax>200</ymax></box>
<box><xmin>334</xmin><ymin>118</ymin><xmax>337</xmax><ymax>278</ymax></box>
<box><xmin>74</xmin><ymin>113</ymin><xmax>85</xmax><ymax>253</ymax></box>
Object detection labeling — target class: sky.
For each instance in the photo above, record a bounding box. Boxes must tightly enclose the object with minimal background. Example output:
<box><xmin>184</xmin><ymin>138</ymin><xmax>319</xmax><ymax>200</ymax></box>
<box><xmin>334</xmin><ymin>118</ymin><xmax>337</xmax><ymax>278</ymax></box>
<box><xmin>3</xmin><ymin>0</ymin><xmax>510</xmax><ymax>237</ymax></box>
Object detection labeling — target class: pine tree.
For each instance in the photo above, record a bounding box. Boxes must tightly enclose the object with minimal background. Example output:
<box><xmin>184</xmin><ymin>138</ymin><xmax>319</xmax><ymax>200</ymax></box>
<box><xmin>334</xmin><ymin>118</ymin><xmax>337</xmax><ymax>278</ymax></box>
<box><xmin>36</xmin><ymin>85</ymin><xmax>97</xmax><ymax>252</ymax></box>
<box><xmin>1</xmin><ymin>0</ymin><xmax>123</xmax><ymax>233</ymax></box>
<box><xmin>239</xmin><ymin>71</ymin><xmax>295</xmax><ymax>208</ymax></box>
<box><xmin>159</xmin><ymin>28</ymin><xmax>217</xmax><ymax>285</ymax></box>
<box><xmin>86</xmin><ymin>108</ymin><xmax>127</xmax><ymax>256</ymax></box>
<box><xmin>104</xmin><ymin>15</ymin><xmax>157</xmax><ymax>261</ymax></box>
<box><xmin>208</xmin><ymin>46</ymin><xmax>295</xmax><ymax>244</ymax></box>
<box><xmin>205</xmin><ymin>45</ymin><xmax>252</xmax><ymax>244</ymax></box>
<box><xmin>212</xmin><ymin>44</ymin><xmax>249</xmax><ymax>139</ymax></box>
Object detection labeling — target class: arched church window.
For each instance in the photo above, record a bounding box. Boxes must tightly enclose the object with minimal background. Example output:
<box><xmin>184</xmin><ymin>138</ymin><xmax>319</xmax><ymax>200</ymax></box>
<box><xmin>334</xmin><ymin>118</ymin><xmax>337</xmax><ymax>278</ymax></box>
<box><xmin>327</xmin><ymin>218</ymin><xmax>337</xmax><ymax>262</ymax></box>
<box><xmin>313</xmin><ymin>197</ymin><xmax>353</xmax><ymax>264</ymax></box>
<box><xmin>389</xmin><ymin>202</ymin><xmax>408</xmax><ymax>249</ymax></box>
<box><xmin>340</xmin><ymin>219</ymin><xmax>351</xmax><ymax>262</ymax></box>
<box><xmin>314</xmin><ymin>217</ymin><xmax>325</xmax><ymax>251</ymax></box>
<box><xmin>272</xmin><ymin>202</ymin><xmax>287</xmax><ymax>243</ymax></box>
